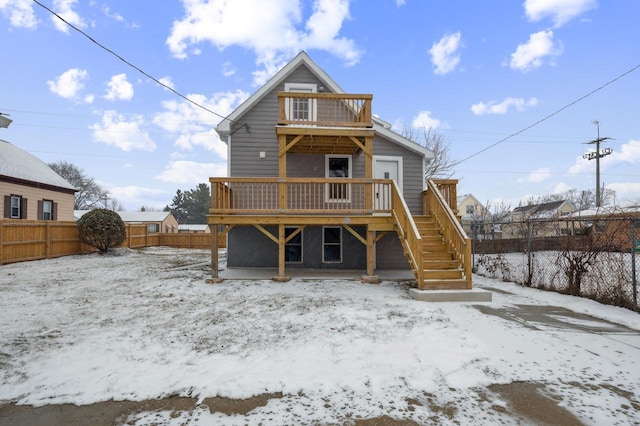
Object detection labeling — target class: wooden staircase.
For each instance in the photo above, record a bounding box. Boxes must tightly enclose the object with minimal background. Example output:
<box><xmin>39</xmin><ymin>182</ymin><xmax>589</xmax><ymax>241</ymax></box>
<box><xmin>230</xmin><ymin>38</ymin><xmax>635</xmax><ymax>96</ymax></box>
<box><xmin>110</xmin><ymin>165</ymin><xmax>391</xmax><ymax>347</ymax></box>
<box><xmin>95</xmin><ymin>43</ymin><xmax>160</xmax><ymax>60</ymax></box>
<box><xmin>412</xmin><ymin>215</ymin><xmax>469</xmax><ymax>290</ymax></box>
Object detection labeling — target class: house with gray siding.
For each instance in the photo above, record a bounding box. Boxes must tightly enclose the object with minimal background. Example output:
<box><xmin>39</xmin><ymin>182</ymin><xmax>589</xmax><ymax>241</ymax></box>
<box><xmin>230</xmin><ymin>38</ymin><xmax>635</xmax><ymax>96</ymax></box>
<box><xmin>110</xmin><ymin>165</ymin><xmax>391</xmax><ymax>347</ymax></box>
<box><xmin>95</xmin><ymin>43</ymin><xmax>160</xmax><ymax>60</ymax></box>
<box><xmin>209</xmin><ymin>52</ymin><xmax>472</xmax><ymax>289</ymax></box>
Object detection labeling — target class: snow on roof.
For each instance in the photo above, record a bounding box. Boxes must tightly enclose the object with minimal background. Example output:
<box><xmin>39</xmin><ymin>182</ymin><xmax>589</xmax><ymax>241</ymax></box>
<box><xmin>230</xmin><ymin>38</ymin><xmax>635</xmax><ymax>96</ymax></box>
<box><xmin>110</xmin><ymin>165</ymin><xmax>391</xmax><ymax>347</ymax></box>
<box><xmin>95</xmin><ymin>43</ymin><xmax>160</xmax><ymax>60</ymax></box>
<box><xmin>178</xmin><ymin>224</ymin><xmax>209</xmax><ymax>231</ymax></box>
<box><xmin>0</xmin><ymin>139</ymin><xmax>76</xmax><ymax>191</ymax></box>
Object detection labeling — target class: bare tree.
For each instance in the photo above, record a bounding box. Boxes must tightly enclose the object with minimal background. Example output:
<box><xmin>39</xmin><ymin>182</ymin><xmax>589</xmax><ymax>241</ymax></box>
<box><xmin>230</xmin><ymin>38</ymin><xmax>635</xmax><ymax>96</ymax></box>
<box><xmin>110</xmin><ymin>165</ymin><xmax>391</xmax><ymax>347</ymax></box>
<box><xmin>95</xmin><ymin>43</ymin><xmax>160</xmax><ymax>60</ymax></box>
<box><xmin>49</xmin><ymin>161</ymin><xmax>110</xmax><ymax>210</ymax></box>
<box><xmin>402</xmin><ymin>126</ymin><xmax>455</xmax><ymax>180</ymax></box>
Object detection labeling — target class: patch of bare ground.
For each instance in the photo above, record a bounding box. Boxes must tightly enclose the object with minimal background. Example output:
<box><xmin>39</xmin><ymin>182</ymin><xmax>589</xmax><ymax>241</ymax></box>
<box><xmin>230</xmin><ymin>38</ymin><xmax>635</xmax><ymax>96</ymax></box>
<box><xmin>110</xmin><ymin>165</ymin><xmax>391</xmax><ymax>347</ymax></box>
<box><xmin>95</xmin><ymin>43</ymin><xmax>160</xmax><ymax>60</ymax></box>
<box><xmin>0</xmin><ymin>393</ymin><xmax>283</xmax><ymax>426</ymax></box>
<box><xmin>488</xmin><ymin>381</ymin><xmax>584</xmax><ymax>426</ymax></box>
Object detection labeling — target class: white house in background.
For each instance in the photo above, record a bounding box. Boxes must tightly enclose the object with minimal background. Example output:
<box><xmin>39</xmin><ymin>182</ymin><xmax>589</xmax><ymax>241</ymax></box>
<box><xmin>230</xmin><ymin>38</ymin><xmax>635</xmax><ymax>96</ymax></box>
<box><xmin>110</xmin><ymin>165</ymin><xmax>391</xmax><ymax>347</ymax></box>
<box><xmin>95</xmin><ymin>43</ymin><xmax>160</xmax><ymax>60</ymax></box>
<box><xmin>178</xmin><ymin>224</ymin><xmax>211</xmax><ymax>233</ymax></box>
<box><xmin>75</xmin><ymin>210</ymin><xmax>179</xmax><ymax>233</ymax></box>
<box><xmin>1</xmin><ymin>139</ymin><xmax>76</xmax><ymax>221</ymax></box>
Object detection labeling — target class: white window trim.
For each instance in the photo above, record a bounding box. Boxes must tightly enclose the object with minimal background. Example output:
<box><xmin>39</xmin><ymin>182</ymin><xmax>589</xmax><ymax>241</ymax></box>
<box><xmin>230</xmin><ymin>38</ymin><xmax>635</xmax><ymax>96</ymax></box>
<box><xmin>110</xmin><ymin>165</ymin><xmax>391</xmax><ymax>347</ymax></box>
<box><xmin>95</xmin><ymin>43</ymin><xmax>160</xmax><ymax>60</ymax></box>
<box><xmin>284</xmin><ymin>83</ymin><xmax>317</xmax><ymax>122</ymax></box>
<box><xmin>10</xmin><ymin>195</ymin><xmax>21</xmax><ymax>219</ymax></box>
<box><xmin>322</xmin><ymin>226</ymin><xmax>342</xmax><ymax>264</ymax></box>
<box><xmin>42</xmin><ymin>199</ymin><xmax>53</xmax><ymax>221</ymax></box>
<box><xmin>285</xmin><ymin>226</ymin><xmax>303</xmax><ymax>264</ymax></box>
<box><xmin>325</xmin><ymin>154</ymin><xmax>352</xmax><ymax>203</ymax></box>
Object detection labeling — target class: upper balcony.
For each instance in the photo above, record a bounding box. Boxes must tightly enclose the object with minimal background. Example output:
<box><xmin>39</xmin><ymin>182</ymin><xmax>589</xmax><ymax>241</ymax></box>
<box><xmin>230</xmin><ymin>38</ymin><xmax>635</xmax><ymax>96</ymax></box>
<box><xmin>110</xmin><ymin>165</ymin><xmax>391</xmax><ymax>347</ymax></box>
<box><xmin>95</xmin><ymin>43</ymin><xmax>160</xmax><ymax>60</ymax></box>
<box><xmin>277</xmin><ymin>92</ymin><xmax>373</xmax><ymax>128</ymax></box>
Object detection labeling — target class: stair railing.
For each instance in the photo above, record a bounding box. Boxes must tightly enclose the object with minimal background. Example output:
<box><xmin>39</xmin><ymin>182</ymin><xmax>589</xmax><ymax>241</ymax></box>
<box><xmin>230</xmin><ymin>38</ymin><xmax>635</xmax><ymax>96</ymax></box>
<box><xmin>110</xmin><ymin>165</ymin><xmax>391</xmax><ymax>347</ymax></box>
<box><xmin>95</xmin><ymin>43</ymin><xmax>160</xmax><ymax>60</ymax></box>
<box><xmin>425</xmin><ymin>179</ymin><xmax>472</xmax><ymax>288</ymax></box>
<box><xmin>390</xmin><ymin>181</ymin><xmax>422</xmax><ymax>284</ymax></box>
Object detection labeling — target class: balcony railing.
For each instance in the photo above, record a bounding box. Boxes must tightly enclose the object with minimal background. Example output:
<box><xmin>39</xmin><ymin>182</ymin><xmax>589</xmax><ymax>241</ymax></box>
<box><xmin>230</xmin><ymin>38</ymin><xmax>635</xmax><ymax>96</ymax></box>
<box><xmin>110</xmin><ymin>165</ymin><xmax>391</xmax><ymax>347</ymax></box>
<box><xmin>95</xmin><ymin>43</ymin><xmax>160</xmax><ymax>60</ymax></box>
<box><xmin>277</xmin><ymin>92</ymin><xmax>373</xmax><ymax>128</ymax></box>
<box><xmin>210</xmin><ymin>178</ymin><xmax>392</xmax><ymax>215</ymax></box>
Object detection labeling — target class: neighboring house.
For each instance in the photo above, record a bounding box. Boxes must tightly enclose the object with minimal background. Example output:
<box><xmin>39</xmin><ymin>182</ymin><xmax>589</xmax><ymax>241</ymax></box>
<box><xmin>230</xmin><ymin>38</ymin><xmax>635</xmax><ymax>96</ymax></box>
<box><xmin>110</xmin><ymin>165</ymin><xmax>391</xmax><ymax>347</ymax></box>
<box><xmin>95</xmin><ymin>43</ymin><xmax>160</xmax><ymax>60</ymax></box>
<box><xmin>1</xmin><ymin>139</ymin><xmax>76</xmax><ymax>221</ymax></box>
<box><xmin>178</xmin><ymin>224</ymin><xmax>211</xmax><ymax>233</ymax></box>
<box><xmin>457</xmin><ymin>194</ymin><xmax>490</xmax><ymax>238</ymax></box>
<box><xmin>503</xmin><ymin>200</ymin><xmax>576</xmax><ymax>238</ymax></box>
<box><xmin>208</xmin><ymin>51</ymin><xmax>472</xmax><ymax>289</ymax></box>
<box><xmin>566</xmin><ymin>206</ymin><xmax>640</xmax><ymax>251</ymax></box>
<box><xmin>75</xmin><ymin>210</ymin><xmax>179</xmax><ymax>233</ymax></box>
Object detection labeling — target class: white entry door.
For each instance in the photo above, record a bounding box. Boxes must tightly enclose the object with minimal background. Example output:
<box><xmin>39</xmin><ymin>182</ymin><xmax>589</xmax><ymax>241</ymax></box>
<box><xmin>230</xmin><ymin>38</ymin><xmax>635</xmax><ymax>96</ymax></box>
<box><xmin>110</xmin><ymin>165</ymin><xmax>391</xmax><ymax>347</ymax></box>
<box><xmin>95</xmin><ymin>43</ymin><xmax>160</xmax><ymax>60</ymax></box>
<box><xmin>373</xmin><ymin>156</ymin><xmax>402</xmax><ymax>211</ymax></box>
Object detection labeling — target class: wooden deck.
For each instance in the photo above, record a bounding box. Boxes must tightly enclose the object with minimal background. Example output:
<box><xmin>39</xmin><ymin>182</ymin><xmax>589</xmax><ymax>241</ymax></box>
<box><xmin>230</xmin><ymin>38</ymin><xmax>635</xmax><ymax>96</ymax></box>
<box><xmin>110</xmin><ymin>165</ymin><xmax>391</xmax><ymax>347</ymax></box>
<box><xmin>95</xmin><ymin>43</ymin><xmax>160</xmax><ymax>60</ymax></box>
<box><xmin>207</xmin><ymin>178</ymin><xmax>472</xmax><ymax>289</ymax></box>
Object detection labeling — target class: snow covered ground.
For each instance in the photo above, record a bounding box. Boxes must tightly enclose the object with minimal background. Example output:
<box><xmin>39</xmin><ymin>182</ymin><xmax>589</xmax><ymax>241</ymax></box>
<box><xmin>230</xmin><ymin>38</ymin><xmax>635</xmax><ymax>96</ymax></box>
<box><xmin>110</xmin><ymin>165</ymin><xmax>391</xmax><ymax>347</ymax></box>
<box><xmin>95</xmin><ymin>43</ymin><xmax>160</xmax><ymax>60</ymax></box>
<box><xmin>1</xmin><ymin>247</ymin><xmax>639</xmax><ymax>425</ymax></box>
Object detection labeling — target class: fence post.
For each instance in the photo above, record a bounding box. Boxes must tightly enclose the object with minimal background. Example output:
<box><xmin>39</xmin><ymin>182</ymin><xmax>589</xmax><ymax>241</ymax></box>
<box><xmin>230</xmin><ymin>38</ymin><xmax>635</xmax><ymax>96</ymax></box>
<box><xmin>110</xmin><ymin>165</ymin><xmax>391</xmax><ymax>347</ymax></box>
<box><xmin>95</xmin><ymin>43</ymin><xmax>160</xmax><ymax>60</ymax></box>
<box><xmin>632</xmin><ymin>219</ymin><xmax>638</xmax><ymax>310</ymax></box>
<box><xmin>45</xmin><ymin>222</ymin><xmax>51</xmax><ymax>259</ymax></box>
<box><xmin>0</xmin><ymin>221</ymin><xmax>3</xmax><ymax>266</ymax></box>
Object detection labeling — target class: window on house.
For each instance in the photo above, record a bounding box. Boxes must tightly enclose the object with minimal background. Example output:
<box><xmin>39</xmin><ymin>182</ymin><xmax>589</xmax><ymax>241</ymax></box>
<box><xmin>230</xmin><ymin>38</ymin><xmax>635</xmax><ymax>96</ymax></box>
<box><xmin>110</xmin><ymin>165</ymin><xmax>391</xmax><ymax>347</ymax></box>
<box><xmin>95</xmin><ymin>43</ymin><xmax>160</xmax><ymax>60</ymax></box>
<box><xmin>285</xmin><ymin>227</ymin><xmax>303</xmax><ymax>263</ymax></box>
<box><xmin>466</xmin><ymin>205</ymin><xmax>475</xmax><ymax>214</ymax></box>
<box><xmin>284</xmin><ymin>83</ymin><xmax>316</xmax><ymax>122</ymax></box>
<box><xmin>11</xmin><ymin>195</ymin><xmax>21</xmax><ymax>218</ymax></box>
<box><xmin>42</xmin><ymin>200</ymin><xmax>53</xmax><ymax>220</ymax></box>
<box><xmin>5</xmin><ymin>195</ymin><xmax>26</xmax><ymax>219</ymax></box>
<box><xmin>325</xmin><ymin>155</ymin><xmax>351</xmax><ymax>202</ymax></box>
<box><xmin>323</xmin><ymin>226</ymin><xmax>342</xmax><ymax>263</ymax></box>
<box><xmin>147</xmin><ymin>223</ymin><xmax>160</xmax><ymax>233</ymax></box>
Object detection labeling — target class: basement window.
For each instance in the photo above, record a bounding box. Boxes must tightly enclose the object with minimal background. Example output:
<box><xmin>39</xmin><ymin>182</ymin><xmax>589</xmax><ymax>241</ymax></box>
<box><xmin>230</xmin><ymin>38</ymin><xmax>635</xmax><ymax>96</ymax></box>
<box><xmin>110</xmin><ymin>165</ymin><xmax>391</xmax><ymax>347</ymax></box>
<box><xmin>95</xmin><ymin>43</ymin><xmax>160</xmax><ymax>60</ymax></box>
<box><xmin>323</xmin><ymin>226</ymin><xmax>342</xmax><ymax>263</ymax></box>
<box><xmin>285</xmin><ymin>227</ymin><xmax>303</xmax><ymax>263</ymax></box>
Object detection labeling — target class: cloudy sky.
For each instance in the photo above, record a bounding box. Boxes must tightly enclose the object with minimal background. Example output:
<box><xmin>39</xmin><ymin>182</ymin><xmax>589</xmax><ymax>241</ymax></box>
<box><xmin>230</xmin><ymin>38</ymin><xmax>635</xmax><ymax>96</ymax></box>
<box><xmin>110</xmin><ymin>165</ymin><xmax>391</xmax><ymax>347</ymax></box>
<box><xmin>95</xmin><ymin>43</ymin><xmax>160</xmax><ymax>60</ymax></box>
<box><xmin>1</xmin><ymin>0</ymin><xmax>639</xmax><ymax>211</ymax></box>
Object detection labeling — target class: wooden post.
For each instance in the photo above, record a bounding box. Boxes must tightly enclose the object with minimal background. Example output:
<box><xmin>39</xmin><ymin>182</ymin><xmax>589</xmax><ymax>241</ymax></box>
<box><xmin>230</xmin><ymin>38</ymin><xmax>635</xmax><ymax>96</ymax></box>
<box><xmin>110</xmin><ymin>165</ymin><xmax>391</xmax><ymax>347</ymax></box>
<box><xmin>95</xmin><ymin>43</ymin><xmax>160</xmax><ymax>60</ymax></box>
<box><xmin>279</xmin><ymin>134</ymin><xmax>287</xmax><ymax>212</ymax></box>
<box><xmin>206</xmin><ymin>223</ymin><xmax>223</xmax><ymax>283</ymax></box>
<box><xmin>364</xmin><ymin>136</ymin><xmax>373</xmax><ymax>212</ymax></box>
<box><xmin>45</xmin><ymin>222</ymin><xmax>51</xmax><ymax>259</ymax></box>
<box><xmin>362</xmin><ymin>226</ymin><xmax>380</xmax><ymax>284</ymax></box>
<box><xmin>273</xmin><ymin>223</ymin><xmax>290</xmax><ymax>282</ymax></box>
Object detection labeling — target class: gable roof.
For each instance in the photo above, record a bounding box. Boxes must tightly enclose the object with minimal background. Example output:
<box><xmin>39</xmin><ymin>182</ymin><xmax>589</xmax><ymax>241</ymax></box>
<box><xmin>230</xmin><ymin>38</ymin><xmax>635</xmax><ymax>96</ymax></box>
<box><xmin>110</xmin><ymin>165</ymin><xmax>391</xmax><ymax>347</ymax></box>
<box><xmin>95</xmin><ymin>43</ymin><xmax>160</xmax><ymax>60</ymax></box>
<box><xmin>0</xmin><ymin>139</ymin><xmax>76</xmax><ymax>192</ymax></box>
<box><xmin>512</xmin><ymin>200</ymin><xmax>575</xmax><ymax>219</ymax></box>
<box><xmin>216</xmin><ymin>51</ymin><xmax>433</xmax><ymax>159</ymax></box>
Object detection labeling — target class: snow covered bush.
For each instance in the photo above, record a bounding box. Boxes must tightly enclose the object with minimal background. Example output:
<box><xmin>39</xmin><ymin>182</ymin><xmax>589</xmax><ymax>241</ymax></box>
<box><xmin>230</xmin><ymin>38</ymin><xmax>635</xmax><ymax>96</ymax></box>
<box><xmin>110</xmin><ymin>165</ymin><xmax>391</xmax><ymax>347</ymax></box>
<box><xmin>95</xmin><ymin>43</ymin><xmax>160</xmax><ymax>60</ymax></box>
<box><xmin>77</xmin><ymin>209</ymin><xmax>126</xmax><ymax>253</ymax></box>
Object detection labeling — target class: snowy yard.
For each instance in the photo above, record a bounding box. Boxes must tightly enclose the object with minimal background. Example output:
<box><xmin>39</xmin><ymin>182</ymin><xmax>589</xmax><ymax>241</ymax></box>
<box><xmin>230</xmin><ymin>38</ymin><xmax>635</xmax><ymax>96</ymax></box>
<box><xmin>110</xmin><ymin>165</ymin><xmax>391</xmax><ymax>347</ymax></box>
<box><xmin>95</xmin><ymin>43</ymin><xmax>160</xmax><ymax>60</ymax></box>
<box><xmin>1</xmin><ymin>247</ymin><xmax>640</xmax><ymax>425</ymax></box>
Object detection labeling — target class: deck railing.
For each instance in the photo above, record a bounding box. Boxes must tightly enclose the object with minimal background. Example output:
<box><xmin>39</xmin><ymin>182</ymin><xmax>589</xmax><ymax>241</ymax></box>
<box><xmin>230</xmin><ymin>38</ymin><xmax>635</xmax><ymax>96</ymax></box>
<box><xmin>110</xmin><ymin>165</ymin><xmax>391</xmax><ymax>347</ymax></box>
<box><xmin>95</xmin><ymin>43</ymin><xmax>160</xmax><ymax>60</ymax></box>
<box><xmin>210</xmin><ymin>178</ymin><xmax>393</xmax><ymax>215</ymax></box>
<box><xmin>423</xmin><ymin>179</ymin><xmax>459</xmax><ymax>216</ymax></box>
<box><xmin>277</xmin><ymin>92</ymin><xmax>373</xmax><ymax>128</ymax></box>
<box><xmin>425</xmin><ymin>179</ymin><xmax>472</xmax><ymax>288</ymax></box>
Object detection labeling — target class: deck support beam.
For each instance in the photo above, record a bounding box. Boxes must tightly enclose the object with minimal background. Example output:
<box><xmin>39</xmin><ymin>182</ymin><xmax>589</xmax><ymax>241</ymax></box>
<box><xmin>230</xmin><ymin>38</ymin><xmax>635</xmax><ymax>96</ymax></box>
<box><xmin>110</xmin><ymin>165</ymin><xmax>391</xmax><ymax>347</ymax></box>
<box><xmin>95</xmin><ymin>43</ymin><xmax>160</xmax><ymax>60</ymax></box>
<box><xmin>274</xmin><ymin>223</ymin><xmax>290</xmax><ymax>282</ymax></box>
<box><xmin>206</xmin><ymin>223</ymin><xmax>223</xmax><ymax>283</ymax></box>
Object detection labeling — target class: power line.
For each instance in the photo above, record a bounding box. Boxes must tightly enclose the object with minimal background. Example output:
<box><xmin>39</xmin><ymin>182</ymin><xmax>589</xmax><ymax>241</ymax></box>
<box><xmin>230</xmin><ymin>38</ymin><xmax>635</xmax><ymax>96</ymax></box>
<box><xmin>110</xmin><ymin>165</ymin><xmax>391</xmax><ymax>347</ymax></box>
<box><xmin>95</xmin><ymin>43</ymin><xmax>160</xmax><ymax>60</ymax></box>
<box><xmin>31</xmin><ymin>0</ymin><xmax>246</xmax><ymax>129</ymax></box>
<box><xmin>452</xmin><ymin>63</ymin><xmax>640</xmax><ymax>167</ymax></box>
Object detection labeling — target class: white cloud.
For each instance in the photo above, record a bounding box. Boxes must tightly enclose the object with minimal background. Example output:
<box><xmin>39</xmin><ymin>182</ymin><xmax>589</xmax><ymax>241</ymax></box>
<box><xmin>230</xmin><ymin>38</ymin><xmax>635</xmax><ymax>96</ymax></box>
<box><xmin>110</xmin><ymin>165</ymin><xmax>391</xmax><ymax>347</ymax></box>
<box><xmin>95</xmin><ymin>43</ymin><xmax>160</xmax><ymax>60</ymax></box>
<box><xmin>396</xmin><ymin>0</ymin><xmax>406</xmax><ymax>5</ymax></box>
<box><xmin>510</xmin><ymin>30</ymin><xmax>562</xmax><ymax>72</ymax></box>
<box><xmin>518</xmin><ymin>167</ymin><xmax>552</xmax><ymax>183</ymax></box>
<box><xmin>607</xmin><ymin>182</ymin><xmax>640</xmax><ymax>203</ymax></box>
<box><xmin>429</xmin><ymin>32</ymin><xmax>462</xmax><ymax>75</ymax></box>
<box><xmin>607</xmin><ymin>139</ymin><xmax>640</xmax><ymax>166</ymax></box>
<box><xmin>0</xmin><ymin>0</ymin><xmax>38</xmax><ymax>28</ymax></box>
<box><xmin>553</xmin><ymin>182</ymin><xmax>573</xmax><ymax>194</ymax></box>
<box><xmin>51</xmin><ymin>0</ymin><xmax>85</xmax><ymax>34</ymax></box>
<box><xmin>166</xmin><ymin>0</ymin><xmax>362</xmax><ymax>85</ymax></box>
<box><xmin>156</xmin><ymin>160</ymin><xmax>227</xmax><ymax>184</ymax></box>
<box><xmin>104</xmin><ymin>74</ymin><xmax>134</xmax><ymax>101</ymax></box>
<box><xmin>569</xmin><ymin>139</ymin><xmax>640</xmax><ymax>174</ymax></box>
<box><xmin>524</xmin><ymin>0</ymin><xmax>597</xmax><ymax>27</ymax></box>
<box><xmin>157</xmin><ymin>77</ymin><xmax>175</xmax><ymax>91</ymax></box>
<box><xmin>107</xmin><ymin>185</ymin><xmax>170</xmax><ymax>210</ymax></box>
<box><xmin>222</xmin><ymin>61</ymin><xmax>236</xmax><ymax>77</ymax></box>
<box><xmin>153</xmin><ymin>90</ymin><xmax>249</xmax><ymax>160</ymax></box>
<box><xmin>411</xmin><ymin>111</ymin><xmax>446</xmax><ymax>131</ymax></box>
<box><xmin>471</xmin><ymin>97</ymin><xmax>538</xmax><ymax>115</ymax></box>
<box><xmin>91</xmin><ymin>111</ymin><xmax>156</xmax><ymax>152</ymax></box>
<box><xmin>47</xmin><ymin>68</ymin><xmax>89</xmax><ymax>100</ymax></box>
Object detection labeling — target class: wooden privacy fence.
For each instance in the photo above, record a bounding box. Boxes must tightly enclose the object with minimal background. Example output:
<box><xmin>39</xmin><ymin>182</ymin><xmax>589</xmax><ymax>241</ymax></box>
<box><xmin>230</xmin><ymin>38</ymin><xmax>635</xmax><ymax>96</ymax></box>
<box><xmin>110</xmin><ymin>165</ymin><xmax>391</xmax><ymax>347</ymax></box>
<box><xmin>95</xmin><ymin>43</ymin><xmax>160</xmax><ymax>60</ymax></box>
<box><xmin>0</xmin><ymin>220</ymin><xmax>222</xmax><ymax>266</ymax></box>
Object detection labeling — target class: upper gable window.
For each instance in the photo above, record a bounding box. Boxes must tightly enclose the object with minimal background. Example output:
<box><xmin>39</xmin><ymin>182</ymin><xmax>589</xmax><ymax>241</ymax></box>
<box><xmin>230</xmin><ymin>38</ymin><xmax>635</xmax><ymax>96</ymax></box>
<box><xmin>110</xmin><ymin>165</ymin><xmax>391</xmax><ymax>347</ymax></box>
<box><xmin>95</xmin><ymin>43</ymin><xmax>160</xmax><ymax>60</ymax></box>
<box><xmin>284</xmin><ymin>83</ymin><xmax>317</xmax><ymax>122</ymax></box>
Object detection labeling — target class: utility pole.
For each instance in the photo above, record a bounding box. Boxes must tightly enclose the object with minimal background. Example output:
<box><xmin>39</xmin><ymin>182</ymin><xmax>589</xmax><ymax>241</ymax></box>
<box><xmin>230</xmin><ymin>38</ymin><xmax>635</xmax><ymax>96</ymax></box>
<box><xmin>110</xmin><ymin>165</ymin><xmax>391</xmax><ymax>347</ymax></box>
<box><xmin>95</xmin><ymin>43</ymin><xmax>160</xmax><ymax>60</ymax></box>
<box><xmin>583</xmin><ymin>120</ymin><xmax>612</xmax><ymax>208</ymax></box>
